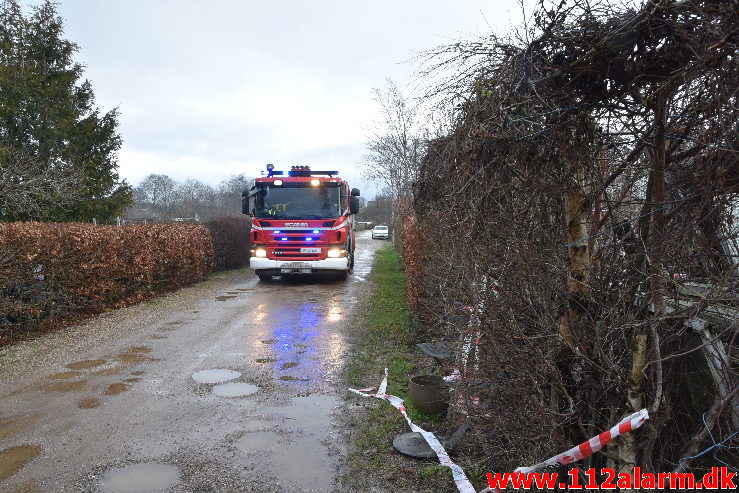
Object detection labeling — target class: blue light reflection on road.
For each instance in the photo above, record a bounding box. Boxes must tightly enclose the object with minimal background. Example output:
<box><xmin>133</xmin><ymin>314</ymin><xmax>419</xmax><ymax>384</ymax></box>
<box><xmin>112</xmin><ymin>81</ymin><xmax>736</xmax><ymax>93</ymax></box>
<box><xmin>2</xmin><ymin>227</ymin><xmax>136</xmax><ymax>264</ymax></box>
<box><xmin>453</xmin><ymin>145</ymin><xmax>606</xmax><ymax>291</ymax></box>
<box><xmin>271</xmin><ymin>303</ymin><xmax>321</xmax><ymax>381</ymax></box>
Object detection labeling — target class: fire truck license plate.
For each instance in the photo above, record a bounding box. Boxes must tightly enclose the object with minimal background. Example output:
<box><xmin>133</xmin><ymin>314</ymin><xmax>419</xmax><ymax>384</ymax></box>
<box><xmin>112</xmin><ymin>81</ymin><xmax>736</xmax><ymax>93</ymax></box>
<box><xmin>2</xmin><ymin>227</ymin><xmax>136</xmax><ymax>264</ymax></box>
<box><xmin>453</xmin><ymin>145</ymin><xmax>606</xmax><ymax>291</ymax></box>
<box><xmin>281</xmin><ymin>262</ymin><xmax>311</xmax><ymax>269</ymax></box>
<box><xmin>300</xmin><ymin>248</ymin><xmax>320</xmax><ymax>253</ymax></box>
<box><xmin>281</xmin><ymin>262</ymin><xmax>312</xmax><ymax>274</ymax></box>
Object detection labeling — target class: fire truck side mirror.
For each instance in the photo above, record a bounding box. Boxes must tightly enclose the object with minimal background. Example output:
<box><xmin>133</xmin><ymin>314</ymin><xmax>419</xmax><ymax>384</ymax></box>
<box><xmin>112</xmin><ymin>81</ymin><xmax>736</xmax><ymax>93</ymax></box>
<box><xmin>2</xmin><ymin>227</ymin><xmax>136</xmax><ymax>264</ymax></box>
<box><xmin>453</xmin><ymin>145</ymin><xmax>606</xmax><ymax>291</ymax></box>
<box><xmin>241</xmin><ymin>189</ymin><xmax>254</xmax><ymax>216</ymax></box>
<box><xmin>351</xmin><ymin>188</ymin><xmax>360</xmax><ymax>197</ymax></box>
<box><xmin>349</xmin><ymin>196</ymin><xmax>360</xmax><ymax>215</ymax></box>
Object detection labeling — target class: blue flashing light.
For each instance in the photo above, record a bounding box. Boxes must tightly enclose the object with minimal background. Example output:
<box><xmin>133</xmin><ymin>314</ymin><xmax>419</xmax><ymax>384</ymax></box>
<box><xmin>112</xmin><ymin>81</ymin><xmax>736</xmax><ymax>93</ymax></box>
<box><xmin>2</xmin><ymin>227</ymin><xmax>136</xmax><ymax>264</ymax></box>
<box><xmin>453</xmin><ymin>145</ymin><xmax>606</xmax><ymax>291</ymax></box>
<box><xmin>274</xmin><ymin>230</ymin><xmax>281</xmax><ymax>234</ymax></box>
<box><xmin>312</xmin><ymin>230</ymin><xmax>319</xmax><ymax>234</ymax></box>
<box><xmin>306</xmin><ymin>237</ymin><xmax>313</xmax><ymax>241</ymax></box>
<box><xmin>281</xmin><ymin>237</ymin><xmax>288</xmax><ymax>241</ymax></box>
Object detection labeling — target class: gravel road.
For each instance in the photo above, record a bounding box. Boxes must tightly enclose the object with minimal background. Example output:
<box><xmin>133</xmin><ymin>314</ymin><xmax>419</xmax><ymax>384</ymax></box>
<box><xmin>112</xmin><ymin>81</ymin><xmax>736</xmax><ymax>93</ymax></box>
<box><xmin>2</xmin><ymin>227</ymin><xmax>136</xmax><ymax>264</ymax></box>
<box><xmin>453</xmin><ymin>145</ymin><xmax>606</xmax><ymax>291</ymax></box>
<box><xmin>0</xmin><ymin>230</ymin><xmax>383</xmax><ymax>493</ymax></box>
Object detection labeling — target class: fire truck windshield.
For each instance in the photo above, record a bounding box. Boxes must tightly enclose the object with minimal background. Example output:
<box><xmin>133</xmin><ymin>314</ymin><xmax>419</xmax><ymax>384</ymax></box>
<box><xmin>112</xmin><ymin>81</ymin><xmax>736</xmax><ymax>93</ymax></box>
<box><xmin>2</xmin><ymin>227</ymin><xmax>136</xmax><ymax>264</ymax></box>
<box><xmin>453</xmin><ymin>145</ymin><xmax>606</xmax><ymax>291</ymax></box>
<box><xmin>254</xmin><ymin>183</ymin><xmax>342</xmax><ymax>219</ymax></box>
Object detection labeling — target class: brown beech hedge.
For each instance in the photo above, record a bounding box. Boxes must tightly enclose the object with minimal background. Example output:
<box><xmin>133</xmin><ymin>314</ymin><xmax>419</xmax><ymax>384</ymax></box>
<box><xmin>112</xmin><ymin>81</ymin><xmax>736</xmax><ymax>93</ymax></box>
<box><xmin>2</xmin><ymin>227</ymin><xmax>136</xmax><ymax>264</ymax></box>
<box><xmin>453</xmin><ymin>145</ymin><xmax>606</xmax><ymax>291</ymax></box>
<box><xmin>205</xmin><ymin>217</ymin><xmax>250</xmax><ymax>271</ymax></box>
<box><xmin>1</xmin><ymin>222</ymin><xmax>214</xmax><ymax>342</ymax></box>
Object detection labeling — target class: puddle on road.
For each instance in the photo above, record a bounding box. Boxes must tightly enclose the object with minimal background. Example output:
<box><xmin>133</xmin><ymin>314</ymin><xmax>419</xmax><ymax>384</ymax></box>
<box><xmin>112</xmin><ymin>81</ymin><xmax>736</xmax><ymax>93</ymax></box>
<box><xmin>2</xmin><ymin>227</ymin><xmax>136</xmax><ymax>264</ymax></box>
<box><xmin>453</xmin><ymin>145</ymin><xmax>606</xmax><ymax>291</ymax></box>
<box><xmin>78</xmin><ymin>397</ymin><xmax>101</xmax><ymax>409</ymax></box>
<box><xmin>100</xmin><ymin>463</ymin><xmax>180</xmax><ymax>492</ymax></box>
<box><xmin>235</xmin><ymin>430</ymin><xmax>278</xmax><ymax>452</ymax></box>
<box><xmin>260</xmin><ymin>339</ymin><xmax>277</xmax><ymax>345</ymax></box>
<box><xmin>66</xmin><ymin>359</ymin><xmax>106</xmax><ymax>370</ymax></box>
<box><xmin>125</xmin><ymin>378</ymin><xmax>141</xmax><ymax>383</ymax></box>
<box><xmin>93</xmin><ymin>367</ymin><xmax>123</xmax><ymax>376</ymax></box>
<box><xmin>41</xmin><ymin>380</ymin><xmax>86</xmax><ymax>392</ymax></box>
<box><xmin>239</xmin><ymin>417</ymin><xmax>271</xmax><ymax>431</ymax></box>
<box><xmin>148</xmin><ymin>334</ymin><xmax>167</xmax><ymax>340</ymax></box>
<box><xmin>105</xmin><ymin>383</ymin><xmax>129</xmax><ymax>395</ymax></box>
<box><xmin>255</xmin><ymin>358</ymin><xmax>276</xmax><ymax>364</ymax></box>
<box><xmin>129</xmin><ymin>347</ymin><xmax>152</xmax><ymax>353</ymax></box>
<box><xmin>212</xmin><ymin>382</ymin><xmax>258</xmax><ymax>397</ymax></box>
<box><xmin>284</xmin><ymin>394</ymin><xmax>340</xmax><ymax>425</ymax></box>
<box><xmin>48</xmin><ymin>371</ymin><xmax>82</xmax><ymax>380</ymax></box>
<box><xmin>117</xmin><ymin>353</ymin><xmax>155</xmax><ymax>364</ymax></box>
<box><xmin>131</xmin><ymin>371</ymin><xmax>145</xmax><ymax>376</ymax></box>
<box><xmin>280</xmin><ymin>362</ymin><xmax>298</xmax><ymax>370</ymax></box>
<box><xmin>279</xmin><ymin>376</ymin><xmax>309</xmax><ymax>382</ymax></box>
<box><xmin>192</xmin><ymin>369</ymin><xmax>241</xmax><ymax>384</ymax></box>
<box><xmin>0</xmin><ymin>445</ymin><xmax>42</xmax><ymax>481</ymax></box>
<box><xmin>0</xmin><ymin>415</ymin><xmax>40</xmax><ymax>442</ymax></box>
<box><xmin>272</xmin><ymin>438</ymin><xmax>333</xmax><ymax>491</ymax></box>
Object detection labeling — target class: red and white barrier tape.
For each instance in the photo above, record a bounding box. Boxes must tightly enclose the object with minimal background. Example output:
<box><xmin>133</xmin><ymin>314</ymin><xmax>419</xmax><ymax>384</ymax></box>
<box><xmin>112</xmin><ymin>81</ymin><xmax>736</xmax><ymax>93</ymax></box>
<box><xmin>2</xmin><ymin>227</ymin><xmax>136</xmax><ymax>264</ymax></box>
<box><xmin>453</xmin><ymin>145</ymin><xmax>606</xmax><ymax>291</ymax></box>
<box><xmin>349</xmin><ymin>368</ymin><xmax>477</xmax><ymax>493</ymax></box>
<box><xmin>352</xmin><ymin>370</ymin><xmax>649</xmax><ymax>493</ymax></box>
<box><xmin>515</xmin><ymin>408</ymin><xmax>650</xmax><ymax>473</ymax></box>
<box><xmin>479</xmin><ymin>409</ymin><xmax>650</xmax><ymax>493</ymax></box>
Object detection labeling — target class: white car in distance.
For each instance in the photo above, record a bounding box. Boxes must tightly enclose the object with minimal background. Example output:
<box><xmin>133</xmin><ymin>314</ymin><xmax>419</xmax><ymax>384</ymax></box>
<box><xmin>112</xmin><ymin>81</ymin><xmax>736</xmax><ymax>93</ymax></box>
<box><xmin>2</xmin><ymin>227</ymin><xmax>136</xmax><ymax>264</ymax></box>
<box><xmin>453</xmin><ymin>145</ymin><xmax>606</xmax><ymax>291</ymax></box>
<box><xmin>371</xmin><ymin>225</ymin><xmax>389</xmax><ymax>240</ymax></box>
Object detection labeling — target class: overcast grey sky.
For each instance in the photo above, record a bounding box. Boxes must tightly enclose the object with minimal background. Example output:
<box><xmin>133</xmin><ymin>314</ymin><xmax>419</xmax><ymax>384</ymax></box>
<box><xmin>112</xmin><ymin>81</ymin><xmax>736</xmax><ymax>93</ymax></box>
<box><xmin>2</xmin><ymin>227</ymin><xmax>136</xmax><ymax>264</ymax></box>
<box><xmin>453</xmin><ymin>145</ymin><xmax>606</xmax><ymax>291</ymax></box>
<box><xmin>50</xmin><ymin>1</ymin><xmax>529</xmax><ymax>195</ymax></box>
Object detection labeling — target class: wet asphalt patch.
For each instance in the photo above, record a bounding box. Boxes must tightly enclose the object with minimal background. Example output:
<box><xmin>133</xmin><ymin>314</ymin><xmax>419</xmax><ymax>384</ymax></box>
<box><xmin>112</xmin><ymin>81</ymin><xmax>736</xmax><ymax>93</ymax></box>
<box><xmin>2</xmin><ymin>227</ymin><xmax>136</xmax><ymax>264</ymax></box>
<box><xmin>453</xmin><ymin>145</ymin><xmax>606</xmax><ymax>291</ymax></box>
<box><xmin>0</xmin><ymin>445</ymin><xmax>42</xmax><ymax>481</ymax></box>
<box><xmin>191</xmin><ymin>369</ymin><xmax>240</xmax><ymax>384</ymax></box>
<box><xmin>191</xmin><ymin>369</ymin><xmax>260</xmax><ymax>398</ymax></box>
<box><xmin>77</xmin><ymin>397</ymin><xmax>101</xmax><ymax>409</ymax></box>
<box><xmin>104</xmin><ymin>383</ymin><xmax>129</xmax><ymax>396</ymax></box>
<box><xmin>129</xmin><ymin>347</ymin><xmax>152</xmax><ymax>353</ymax></box>
<box><xmin>38</xmin><ymin>348</ymin><xmax>153</xmax><ymax>412</ymax></box>
<box><xmin>66</xmin><ymin>359</ymin><xmax>106</xmax><ymax>370</ymax></box>
<box><xmin>40</xmin><ymin>380</ymin><xmax>87</xmax><ymax>392</ymax></box>
<box><xmin>214</xmin><ymin>295</ymin><xmax>237</xmax><ymax>302</ymax></box>
<box><xmin>255</xmin><ymin>358</ymin><xmax>277</xmax><ymax>364</ymax></box>
<box><xmin>212</xmin><ymin>382</ymin><xmax>259</xmax><ymax>397</ymax></box>
<box><xmin>48</xmin><ymin>371</ymin><xmax>82</xmax><ymax>380</ymax></box>
<box><xmin>0</xmin><ymin>414</ymin><xmax>40</xmax><ymax>443</ymax></box>
<box><xmin>235</xmin><ymin>430</ymin><xmax>279</xmax><ymax>452</ymax></box>
<box><xmin>278</xmin><ymin>376</ymin><xmax>309</xmax><ymax>382</ymax></box>
<box><xmin>99</xmin><ymin>462</ymin><xmax>180</xmax><ymax>492</ymax></box>
<box><xmin>92</xmin><ymin>367</ymin><xmax>123</xmax><ymax>376</ymax></box>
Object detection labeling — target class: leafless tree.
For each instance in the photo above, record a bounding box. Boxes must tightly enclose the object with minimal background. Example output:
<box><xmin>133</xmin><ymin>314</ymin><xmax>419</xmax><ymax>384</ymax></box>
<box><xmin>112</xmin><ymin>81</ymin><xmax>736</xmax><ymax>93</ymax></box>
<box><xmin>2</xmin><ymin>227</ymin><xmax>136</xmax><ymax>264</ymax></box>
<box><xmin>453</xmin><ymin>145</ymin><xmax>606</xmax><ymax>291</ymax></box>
<box><xmin>0</xmin><ymin>146</ymin><xmax>83</xmax><ymax>221</ymax></box>
<box><xmin>136</xmin><ymin>174</ymin><xmax>177</xmax><ymax>211</ymax></box>
<box><xmin>361</xmin><ymin>80</ymin><xmax>426</xmax><ymax>199</ymax></box>
<box><xmin>215</xmin><ymin>174</ymin><xmax>252</xmax><ymax>217</ymax></box>
<box><xmin>404</xmin><ymin>0</ymin><xmax>738</xmax><ymax>483</ymax></box>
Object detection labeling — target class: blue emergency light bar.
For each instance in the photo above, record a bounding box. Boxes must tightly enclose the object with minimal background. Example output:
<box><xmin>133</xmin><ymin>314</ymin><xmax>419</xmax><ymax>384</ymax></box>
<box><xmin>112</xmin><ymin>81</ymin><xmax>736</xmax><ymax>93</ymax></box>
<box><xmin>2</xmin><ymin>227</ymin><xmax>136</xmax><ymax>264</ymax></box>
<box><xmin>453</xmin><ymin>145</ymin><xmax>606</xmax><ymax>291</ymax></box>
<box><xmin>288</xmin><ymin>169</ymin><xmax>339</xmax><ymax>177</ymax></box>
<box><xmin>261</xmin><ymin>164</ymin><xmax>338</xmax><ymax>177</ymax></box>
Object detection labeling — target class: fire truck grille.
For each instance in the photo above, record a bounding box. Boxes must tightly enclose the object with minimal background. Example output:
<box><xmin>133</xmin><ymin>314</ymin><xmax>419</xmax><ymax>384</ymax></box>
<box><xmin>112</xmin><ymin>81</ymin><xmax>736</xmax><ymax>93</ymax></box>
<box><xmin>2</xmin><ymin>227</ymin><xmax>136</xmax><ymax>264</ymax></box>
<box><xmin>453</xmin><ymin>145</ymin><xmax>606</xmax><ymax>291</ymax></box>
<box><xmin>274</xmin><ymin>236</ymin><xmax>319</xmax><ymax>241</ymax></box>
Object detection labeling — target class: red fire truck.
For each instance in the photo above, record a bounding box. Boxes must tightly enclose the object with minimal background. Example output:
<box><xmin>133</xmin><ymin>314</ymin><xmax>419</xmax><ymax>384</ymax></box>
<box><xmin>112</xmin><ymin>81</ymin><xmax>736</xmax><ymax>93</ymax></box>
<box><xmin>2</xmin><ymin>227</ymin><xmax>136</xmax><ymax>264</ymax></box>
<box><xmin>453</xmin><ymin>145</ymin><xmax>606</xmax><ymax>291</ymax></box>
<box><xmin>242</xmin><ymin>164</ymin><xmax>361</xmax><ymax>281</ymax></box>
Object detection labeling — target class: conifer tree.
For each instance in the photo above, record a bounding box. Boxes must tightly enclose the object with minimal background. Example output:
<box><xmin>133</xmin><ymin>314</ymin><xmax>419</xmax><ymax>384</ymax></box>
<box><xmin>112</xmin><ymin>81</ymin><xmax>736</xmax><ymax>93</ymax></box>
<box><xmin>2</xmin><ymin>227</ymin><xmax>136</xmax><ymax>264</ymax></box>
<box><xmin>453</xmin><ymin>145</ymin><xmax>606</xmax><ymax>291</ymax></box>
<box><xmin>0</xmin><ymin>0</ymin><xmax>130</xmax><ymax>222</ymax></box>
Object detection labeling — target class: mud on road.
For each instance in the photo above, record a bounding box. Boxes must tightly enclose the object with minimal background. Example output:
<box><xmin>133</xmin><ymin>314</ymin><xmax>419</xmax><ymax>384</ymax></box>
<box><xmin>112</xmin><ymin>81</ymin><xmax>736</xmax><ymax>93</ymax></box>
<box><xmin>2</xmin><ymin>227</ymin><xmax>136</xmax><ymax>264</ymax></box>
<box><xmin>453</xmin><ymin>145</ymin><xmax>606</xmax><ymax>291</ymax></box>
<box><xmin>0</xmin><ymin>231</ymin><xmax>384</xmax><ymax>493</ymax></box>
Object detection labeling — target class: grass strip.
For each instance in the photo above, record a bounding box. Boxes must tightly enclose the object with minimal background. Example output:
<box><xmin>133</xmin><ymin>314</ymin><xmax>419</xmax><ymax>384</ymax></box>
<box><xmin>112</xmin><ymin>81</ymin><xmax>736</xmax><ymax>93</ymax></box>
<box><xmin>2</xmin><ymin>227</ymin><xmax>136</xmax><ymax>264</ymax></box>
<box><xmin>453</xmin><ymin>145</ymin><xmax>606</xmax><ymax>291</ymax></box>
<box><xmin>343</xmin><ymin>244</ymin><xmax>455</xmax><ymax>492</ymax></box>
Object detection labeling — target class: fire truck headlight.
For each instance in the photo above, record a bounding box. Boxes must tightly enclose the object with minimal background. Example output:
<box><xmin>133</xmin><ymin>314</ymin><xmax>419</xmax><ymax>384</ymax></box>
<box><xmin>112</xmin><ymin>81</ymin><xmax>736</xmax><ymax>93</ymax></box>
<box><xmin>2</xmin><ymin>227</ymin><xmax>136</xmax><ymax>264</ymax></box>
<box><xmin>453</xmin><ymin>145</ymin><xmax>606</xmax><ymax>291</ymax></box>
<box><xmin>327</xmin><ymin>247</ymin><xmax>345</xmax><ymax>258</ymax></box>
<box><xmin>273</xmin><ymin>179</ymin><xmax>283</xmax><ymax>186</ymax></box>
<box><xmin>310</xmin><ymin>179</ymin><xmax>320</xmax><ymax>187</ymax></box>
<box><xmin>254</xmin><ymin>247</ymin><xmax>267</xmax><ymax>258</ymax></box>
